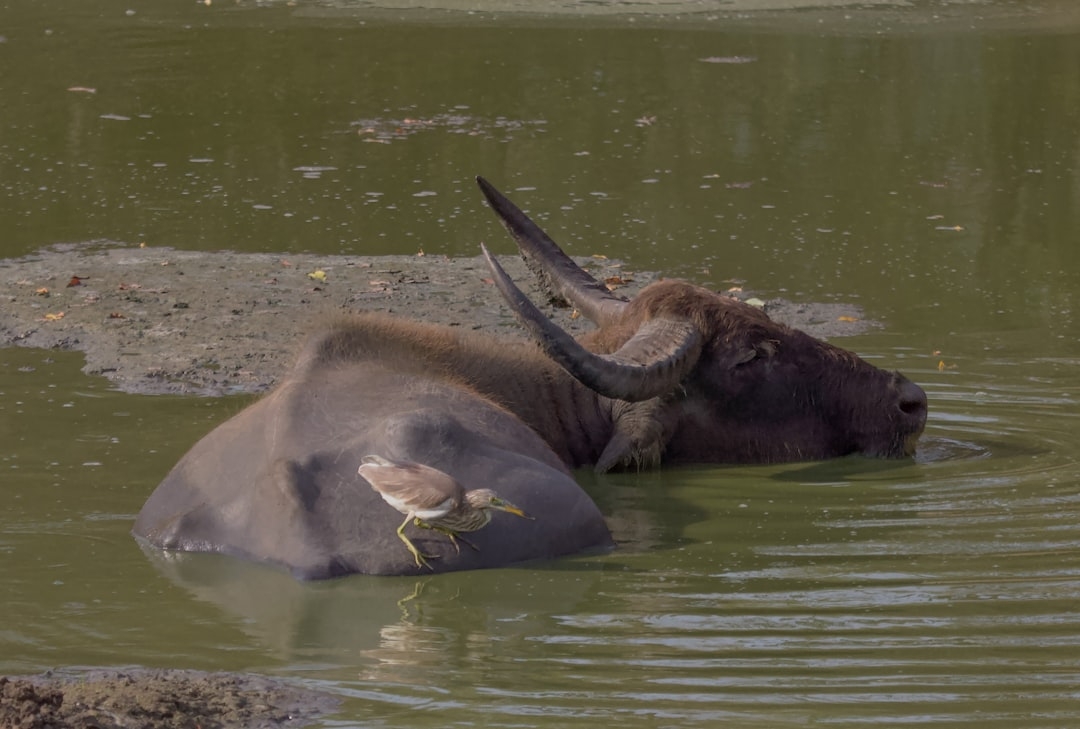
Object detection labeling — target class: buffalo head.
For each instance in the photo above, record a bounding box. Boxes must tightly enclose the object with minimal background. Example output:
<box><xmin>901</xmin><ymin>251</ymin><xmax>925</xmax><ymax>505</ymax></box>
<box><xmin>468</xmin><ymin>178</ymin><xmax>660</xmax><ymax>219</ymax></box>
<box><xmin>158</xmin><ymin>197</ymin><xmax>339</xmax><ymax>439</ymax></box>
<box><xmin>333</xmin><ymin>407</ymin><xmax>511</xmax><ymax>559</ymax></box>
<box><xmin>476</xmin><ymin>177</ymin><xmax>927</xmax><ymax>471</ymax></box>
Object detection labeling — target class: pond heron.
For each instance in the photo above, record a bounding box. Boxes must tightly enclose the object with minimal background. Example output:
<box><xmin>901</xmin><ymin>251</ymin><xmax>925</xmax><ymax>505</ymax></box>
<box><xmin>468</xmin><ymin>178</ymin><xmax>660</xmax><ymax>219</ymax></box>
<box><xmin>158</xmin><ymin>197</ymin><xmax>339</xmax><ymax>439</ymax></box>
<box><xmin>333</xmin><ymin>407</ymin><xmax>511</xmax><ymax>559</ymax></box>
<box><xmin>358</xmin><ymin>455</ymin><xmax>531</xmax><ymax>569</ymax></box>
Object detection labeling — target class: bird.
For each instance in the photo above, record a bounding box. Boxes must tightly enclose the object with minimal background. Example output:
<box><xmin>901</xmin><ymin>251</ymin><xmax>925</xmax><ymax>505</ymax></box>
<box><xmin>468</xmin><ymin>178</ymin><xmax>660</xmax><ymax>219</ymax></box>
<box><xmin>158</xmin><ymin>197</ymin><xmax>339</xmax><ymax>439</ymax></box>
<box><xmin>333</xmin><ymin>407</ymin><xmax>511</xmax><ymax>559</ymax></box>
<box><xmin>358</xmin><ymin>454</ymin><xmax>532</xmax><ymax>569</ymax></box>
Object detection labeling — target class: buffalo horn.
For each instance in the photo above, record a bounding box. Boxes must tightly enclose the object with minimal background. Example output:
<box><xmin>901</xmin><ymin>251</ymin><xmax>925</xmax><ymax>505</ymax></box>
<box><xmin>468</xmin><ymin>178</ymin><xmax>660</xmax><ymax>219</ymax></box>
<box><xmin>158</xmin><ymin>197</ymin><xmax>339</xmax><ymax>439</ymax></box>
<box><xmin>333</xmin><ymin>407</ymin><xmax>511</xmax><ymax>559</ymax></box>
<box><xmin>481</xmin><ymin>244</ymin><xmax>702</xmax><ymax>402</ymax></box>
<box><xmin>476</xmin><ymin>176</ymin><xmax>628</xmax><ymax>325</ymax></box>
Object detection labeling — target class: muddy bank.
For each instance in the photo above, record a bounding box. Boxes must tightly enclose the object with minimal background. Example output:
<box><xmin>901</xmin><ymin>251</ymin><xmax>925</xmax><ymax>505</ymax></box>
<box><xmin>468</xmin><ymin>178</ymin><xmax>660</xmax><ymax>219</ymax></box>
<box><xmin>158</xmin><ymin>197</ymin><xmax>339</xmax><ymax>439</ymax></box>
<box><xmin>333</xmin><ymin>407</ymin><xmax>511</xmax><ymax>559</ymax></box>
<box><xmin>0</xmin><ymin>243</ymin><xmax>873</xmax><ymax>396</ymax></box>
<box><xmin>0</xmin><ymin>669</ymin><xmax>337</xmax><ymax>729</ymax></box>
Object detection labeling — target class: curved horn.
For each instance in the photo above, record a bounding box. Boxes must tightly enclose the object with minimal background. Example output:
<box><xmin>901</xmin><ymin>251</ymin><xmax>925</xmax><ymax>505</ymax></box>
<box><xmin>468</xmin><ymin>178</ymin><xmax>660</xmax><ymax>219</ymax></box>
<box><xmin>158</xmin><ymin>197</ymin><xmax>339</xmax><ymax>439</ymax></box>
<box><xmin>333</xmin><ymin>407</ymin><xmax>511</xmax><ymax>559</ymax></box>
<box><xmin>481</xmin><ymin>244</ymin><xmax>702</xmax><ymax>402</ymax></box>
<box><xmin>476</xmin><ymin>176</ymin><xmax>628</xmax><ymax>325</ymax></box>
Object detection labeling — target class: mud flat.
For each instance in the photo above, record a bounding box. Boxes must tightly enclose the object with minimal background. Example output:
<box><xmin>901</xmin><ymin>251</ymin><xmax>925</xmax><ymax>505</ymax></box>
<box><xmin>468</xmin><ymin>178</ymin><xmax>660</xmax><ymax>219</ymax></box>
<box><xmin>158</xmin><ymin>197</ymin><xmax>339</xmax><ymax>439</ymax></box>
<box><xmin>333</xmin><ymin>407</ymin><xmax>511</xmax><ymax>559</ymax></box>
<box><xmin>0</xmin><ymin>243</ymin><xmax>873</xmax><ymax>397</ymax></box>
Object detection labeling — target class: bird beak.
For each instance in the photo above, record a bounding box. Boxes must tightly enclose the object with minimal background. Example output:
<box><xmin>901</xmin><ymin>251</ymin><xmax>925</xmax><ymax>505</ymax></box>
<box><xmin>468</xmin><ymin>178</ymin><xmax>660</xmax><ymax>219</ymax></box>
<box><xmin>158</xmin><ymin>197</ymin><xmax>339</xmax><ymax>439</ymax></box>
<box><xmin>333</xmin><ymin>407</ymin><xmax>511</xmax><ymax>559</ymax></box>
<box><xmin>492</xmin><ymin>499</ymin><xmax>533</xmax><ymax>520</ymax></box>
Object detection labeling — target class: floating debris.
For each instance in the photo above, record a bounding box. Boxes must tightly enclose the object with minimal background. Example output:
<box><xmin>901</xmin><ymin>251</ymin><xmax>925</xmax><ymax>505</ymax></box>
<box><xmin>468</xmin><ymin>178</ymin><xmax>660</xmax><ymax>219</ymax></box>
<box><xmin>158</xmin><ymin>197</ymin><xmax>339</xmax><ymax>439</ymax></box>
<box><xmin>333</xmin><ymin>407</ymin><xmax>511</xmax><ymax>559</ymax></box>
<box><xmin>352</xmin><ymin>111</ymin><xmax>546</xmax><ymax>143</ymax></box>
<box><xmin>699</xmin><ymin>56</ymin><xmax>757</xmax><ymax>64</ymax></box>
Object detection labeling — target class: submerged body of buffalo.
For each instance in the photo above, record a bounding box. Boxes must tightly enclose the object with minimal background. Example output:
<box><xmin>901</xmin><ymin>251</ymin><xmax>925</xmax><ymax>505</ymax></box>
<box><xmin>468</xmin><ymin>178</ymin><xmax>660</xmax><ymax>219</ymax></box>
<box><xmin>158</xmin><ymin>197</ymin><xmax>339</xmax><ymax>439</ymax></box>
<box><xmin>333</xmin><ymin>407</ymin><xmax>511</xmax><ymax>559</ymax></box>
<box><xmin>133</xmin><ymin>178</ymin><xmax>927</xmax><ymax>578</ymax></box>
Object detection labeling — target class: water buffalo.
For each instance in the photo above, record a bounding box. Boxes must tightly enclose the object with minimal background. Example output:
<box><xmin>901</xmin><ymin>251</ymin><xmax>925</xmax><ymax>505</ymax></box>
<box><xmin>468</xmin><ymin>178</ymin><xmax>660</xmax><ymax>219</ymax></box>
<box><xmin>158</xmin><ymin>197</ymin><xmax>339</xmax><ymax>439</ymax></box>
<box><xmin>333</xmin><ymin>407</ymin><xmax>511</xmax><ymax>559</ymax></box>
<box><xmin>133</xmin><ymin>177</ymin><xmax>927</xmax><ymax>578</ymax></box>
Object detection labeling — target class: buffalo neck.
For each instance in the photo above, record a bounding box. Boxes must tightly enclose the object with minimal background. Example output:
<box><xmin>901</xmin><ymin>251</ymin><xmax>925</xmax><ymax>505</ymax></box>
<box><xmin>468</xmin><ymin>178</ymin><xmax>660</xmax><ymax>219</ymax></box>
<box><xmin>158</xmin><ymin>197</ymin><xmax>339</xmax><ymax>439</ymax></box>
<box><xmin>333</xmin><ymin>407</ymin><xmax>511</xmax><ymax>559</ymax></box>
<box><xmin>307</xmin><ymin>315</ymin><xmax>617</xmax><ymax>469</ymax></box>
<box><xmin>450</xmin><ymin>335</ymin><xmax>618</xmax><ymax>469</ymax></box>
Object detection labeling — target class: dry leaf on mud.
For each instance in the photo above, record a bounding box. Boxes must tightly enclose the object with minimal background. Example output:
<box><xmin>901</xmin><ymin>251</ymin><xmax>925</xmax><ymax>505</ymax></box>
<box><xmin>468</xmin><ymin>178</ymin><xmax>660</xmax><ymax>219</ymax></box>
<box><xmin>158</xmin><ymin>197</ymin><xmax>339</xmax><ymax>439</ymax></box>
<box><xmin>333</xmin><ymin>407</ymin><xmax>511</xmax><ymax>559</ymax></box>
<box><xmin>307</xmin><ymin>270</ymin><xmax>327</xmax><ymax>283</ymax></box>
<box><xmin>44</xmin><ymin>312</ymin><xmax>65</xmax><ymax>321</ymax></box>
<box><xmin>35</xmin><ymin>287</ymin><xmax>49</xmax><ymax>296</ymax></box>
<box><xmin>67</xmin><ymin>276</ymin><xmax>86</xmax><ymax>287</ymax></box>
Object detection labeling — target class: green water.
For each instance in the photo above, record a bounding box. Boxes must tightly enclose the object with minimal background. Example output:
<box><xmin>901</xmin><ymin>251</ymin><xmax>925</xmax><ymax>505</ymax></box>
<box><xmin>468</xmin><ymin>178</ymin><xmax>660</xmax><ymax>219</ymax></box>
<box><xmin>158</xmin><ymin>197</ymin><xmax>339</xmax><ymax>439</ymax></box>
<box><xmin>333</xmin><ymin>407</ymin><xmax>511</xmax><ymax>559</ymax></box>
<box><xmin>3</xmin><ymin>2</ymin><xmax>1080</xmax><ymax>726</ymax></box>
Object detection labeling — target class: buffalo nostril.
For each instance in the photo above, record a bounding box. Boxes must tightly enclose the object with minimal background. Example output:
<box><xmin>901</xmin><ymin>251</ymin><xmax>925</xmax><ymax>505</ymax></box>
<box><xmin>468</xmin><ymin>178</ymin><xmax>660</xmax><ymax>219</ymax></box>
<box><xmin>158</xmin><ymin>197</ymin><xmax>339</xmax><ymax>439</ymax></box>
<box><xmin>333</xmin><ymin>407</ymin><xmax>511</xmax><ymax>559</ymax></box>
<box><xmin>895</xmin><ymin>377</ymin><xmax>928</xmax><ymax>419</ymax></box>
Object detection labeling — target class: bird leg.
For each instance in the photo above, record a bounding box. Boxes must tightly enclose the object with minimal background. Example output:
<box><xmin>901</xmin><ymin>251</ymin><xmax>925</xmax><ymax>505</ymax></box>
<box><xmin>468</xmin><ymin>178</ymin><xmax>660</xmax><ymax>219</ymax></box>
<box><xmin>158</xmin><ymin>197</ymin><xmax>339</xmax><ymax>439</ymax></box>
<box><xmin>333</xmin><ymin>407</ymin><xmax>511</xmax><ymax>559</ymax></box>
<box><xmin>397</xmin><ymin>514</ymin><xmax>437</xmax><ymax>570</ymax></box>
<box><xmin>415</xmin><ymin>519</ymin><xmax>481</xmax><ymax>553</ymax></box>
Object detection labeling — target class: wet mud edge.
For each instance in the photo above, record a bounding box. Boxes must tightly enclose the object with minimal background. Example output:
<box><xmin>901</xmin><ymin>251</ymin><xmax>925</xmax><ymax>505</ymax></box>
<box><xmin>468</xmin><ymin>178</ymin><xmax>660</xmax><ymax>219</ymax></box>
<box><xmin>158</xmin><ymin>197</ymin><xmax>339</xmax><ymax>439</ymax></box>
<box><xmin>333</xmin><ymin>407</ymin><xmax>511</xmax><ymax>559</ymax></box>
<box><xmin>0</xmin><ymin>669</ymin><xmax>338</xmax><ymax>729</ymax></box>
<box><xmin>0</xmin><ymin>243</ymin><xmax>875</xmax><ymax>397</ymax></box>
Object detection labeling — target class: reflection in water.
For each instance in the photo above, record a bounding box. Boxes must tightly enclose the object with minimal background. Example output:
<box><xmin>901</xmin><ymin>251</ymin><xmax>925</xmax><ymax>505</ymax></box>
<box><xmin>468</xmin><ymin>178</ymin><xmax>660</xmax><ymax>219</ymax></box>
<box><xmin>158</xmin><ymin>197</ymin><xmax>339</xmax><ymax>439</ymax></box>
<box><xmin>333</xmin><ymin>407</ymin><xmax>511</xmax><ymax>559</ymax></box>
<box><xmin>129</xmin><ymin>357</ymin><xmax>1080</xmax><ymax>727</ymax></box>
<box><xmin>6</xmin><ymin>345</ymin><xmax>1080</xmax><ymax>725</ymax></box>
<box><xmin>914</xmin><ymin>436</ymin><xmax>989</xmax><ymax>463</ymax></box>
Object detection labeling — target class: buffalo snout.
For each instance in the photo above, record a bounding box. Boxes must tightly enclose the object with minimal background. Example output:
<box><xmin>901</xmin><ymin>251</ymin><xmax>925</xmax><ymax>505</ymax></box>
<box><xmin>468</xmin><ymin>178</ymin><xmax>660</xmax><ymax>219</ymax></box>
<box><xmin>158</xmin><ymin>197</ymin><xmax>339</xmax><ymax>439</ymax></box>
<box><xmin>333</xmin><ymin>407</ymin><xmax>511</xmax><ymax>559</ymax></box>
<box><xmin>892</xmin><ymin>372</ymin><xmax>928</xmax><ymax>448</ymax></box>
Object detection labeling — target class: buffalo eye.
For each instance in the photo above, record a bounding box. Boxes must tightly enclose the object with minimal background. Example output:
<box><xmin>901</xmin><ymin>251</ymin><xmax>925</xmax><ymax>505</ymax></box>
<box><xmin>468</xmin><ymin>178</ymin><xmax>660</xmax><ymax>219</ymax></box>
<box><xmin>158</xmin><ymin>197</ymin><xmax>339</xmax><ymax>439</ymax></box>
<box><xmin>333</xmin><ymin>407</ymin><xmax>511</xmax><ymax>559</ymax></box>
<box><xmin>732</xmin><ymin>348</ymin><xmax>757</xmax><ymax>368</ymax></box>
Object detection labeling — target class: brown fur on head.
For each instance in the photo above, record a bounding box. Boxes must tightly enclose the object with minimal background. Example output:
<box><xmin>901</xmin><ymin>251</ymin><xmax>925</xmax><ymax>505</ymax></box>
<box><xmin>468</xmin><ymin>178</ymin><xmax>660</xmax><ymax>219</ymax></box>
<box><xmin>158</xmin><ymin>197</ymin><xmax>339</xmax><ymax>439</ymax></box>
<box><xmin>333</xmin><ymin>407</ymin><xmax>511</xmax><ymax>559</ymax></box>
<box><xmin>581</xmin><ymin>280</ymin><xmax>783</xmax><ymax>367</ymax></box>
<box><xmin>578</xmin><ymin>279</ymin><xmax>923</xmax><ymax>467</ymax></box>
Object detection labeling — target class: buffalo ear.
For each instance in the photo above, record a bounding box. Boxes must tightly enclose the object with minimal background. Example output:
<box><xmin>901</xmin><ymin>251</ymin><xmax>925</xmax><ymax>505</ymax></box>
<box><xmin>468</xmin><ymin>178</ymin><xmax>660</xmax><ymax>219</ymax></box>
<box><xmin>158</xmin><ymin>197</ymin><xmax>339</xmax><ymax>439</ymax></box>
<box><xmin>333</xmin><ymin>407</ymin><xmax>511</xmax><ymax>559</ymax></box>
<box><xmin>595</xmin><ymin>398</ymin><xmax>673</xmax><ymax>473</ymax></box>
<box><xmin>721</xmin><ymin>340</ymin><xmax>777</xmax><ymax>371</ymax></box>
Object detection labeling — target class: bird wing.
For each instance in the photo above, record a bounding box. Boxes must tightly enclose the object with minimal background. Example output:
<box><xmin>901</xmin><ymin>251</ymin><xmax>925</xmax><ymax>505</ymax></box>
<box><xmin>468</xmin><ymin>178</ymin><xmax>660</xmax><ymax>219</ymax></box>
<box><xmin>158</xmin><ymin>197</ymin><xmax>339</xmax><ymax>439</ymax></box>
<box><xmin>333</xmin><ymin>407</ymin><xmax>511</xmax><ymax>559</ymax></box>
<box><xmin>358</xmin><ymin>458</ymin><xmax>464</xmax><ymax>519</ymax></box>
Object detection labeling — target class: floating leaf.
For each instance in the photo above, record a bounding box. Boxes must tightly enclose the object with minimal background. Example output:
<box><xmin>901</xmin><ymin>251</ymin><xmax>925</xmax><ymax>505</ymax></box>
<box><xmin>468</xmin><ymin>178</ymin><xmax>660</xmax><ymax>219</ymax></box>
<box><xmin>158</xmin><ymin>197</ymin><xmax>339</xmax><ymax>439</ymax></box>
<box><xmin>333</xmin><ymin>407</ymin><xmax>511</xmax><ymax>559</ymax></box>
<box><xmin>837</xmin><ymin>315</ymin><xmax>859</xmax><ymax>323</ymax></box>
<box><xmin>307</xmin><ymin>269</ymin><xmax>327</xmax><ymax>283</ymax></box>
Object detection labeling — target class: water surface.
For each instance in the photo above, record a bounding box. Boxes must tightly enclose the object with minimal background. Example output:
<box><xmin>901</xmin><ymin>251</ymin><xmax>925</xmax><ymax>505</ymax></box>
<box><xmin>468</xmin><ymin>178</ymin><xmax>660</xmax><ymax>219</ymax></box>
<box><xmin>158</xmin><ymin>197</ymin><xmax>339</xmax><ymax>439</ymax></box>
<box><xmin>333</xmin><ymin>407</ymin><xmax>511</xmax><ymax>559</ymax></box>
<box><xmin>2</xmin><ymin>1</ymin><xmax>1080</xmax><ymax>726</ymax></box>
